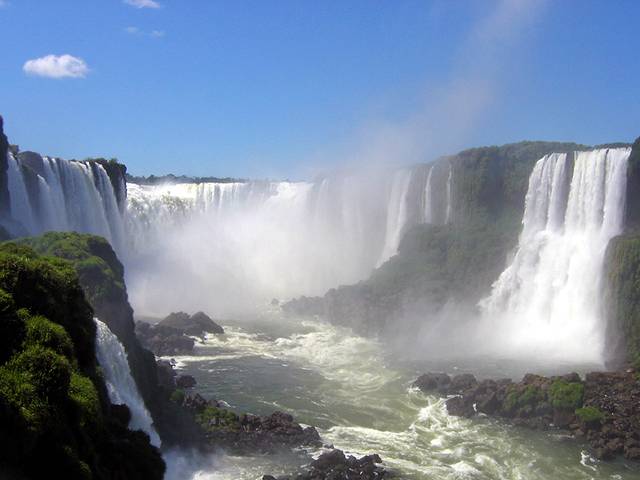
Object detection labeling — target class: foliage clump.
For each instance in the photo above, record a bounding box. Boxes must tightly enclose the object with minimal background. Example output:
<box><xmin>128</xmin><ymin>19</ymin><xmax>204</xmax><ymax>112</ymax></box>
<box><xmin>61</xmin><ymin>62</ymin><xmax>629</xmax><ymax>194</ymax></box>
<box><xmin>549</xmin><ymin>380</ymin><xmax>584</xmax><ymax>410</ymax></box>
<box><xmin>0</xmin><ymin>235</ymin><xmax>164</xmax><ymax>479</ymax></box>
<box><xmin>196</xmin><ymin>406</ymin><xmax>241</xmax><ymax>431</ymax></box>
<box><xmin>504</xmin><ymin>384</ymin><xmax>545</xmax><ymax>411</ymax></box>
<box><xmin>575</xmin><ymin>406</ymin><xmax>605</xmax><ymax>424</ymax></box>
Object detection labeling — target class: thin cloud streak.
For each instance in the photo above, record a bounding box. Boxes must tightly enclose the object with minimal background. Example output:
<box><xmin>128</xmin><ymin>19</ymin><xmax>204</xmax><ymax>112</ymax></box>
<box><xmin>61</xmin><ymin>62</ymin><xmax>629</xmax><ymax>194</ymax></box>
<box><xmin>124</xmin><ymin>0</ymin><xmax>160</xmax><ymax>9</ymax></box>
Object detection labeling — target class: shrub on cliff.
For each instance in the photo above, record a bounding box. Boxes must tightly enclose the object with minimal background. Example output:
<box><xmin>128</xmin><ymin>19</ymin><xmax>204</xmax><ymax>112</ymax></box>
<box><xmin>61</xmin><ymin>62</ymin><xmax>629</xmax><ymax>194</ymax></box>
<box><xmin>0</xmin><ymin>241</ymin><xmax>164</xmax><ymax>479</ymax></box>
<box><xmin>604</xmin><ymin>234</ymin><xmax>640</xmax><ymax>368</ymax></box>
<box><xmin>575</xmin><ymin>406</ymin><xmax>605</xmax><ymax>424</ymax></box>
<box><xmin>0</xmin><ymin>242</ymin><xmax>96</xmax><ymax>369</ymax></box>
<box><xmin>549</xmin><ymin>380</ymin><xmax>584</xmax><ymax>410</ymax></box>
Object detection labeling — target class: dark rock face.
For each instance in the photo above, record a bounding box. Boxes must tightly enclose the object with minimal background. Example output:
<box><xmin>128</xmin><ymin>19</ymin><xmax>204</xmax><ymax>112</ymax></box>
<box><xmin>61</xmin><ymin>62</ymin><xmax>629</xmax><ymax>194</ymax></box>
<box><xmin>0</xmin><ymin>115</ymin><xmax>10</xmax><ymax>217</ymax></box>
<box><xmin>414</xmin><ymin>370</ymin><xmax>640</xmax><ymax>461</ymax></box>
<box><xmin>0</xmin><ymin>239</ymin><xmax>165</xmax><ymax>479</ymax></box>
<box><xmin>136</xmin><ymin>311</ymin><xmax>223</xmax><ymax>357</ymax></box>
<box><xmin>18</xmin><ymin>232</ymin><xmax>202</xmax><ymax>447</ymax></box>
<box><xmin>159</xmin><ymin>311</ymin><xmax>225</xmax><ymax>336</ymax></box>
<box><xmin>176</xmin><ymin>374</ymin><xmax>197</xmax><ymax>389</ymax></box>
<box><xmin>263</xmin><ymin>449</ymin><xmax>389</xmax><ymax>480</ymax></box>
<box><xmin>136</xmin><ymin>312</ymin><xmax>224</xmax><ymax>356</ymax></box>
<box><xmin>136</xmin><ymin>321</ymin><xmax>196</xmax><ymax>356</ymax></box>
<box><xmin>624</xmin><ymin>137</ymin><xmax>640</xmax><ymax>231</ymax></box>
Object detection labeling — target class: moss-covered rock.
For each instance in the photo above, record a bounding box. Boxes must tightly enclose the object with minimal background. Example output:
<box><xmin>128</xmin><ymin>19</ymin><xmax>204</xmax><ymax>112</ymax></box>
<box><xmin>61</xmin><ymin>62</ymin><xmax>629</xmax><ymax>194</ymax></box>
<box><xmin>0</xmin><ymin>239</ymin><xmax>164</xmax><ymax>479</ymax></box>
<box><xmin>17</xmin><ymin>231</ymin><xmax>201</xmax><ymax>447</ymax></box>
<box><xmin>548</xmin><ymin>380</ymin><xmax>584</xmax><ymax>410</ymax></box>
<box><xmin>604</xmin><ymin>234</ymin><xmax>640</xmax><ymax>368</ymax></box>
<box><xmin>624</xmin><ymin>137</ymin><xmax>640</xmax><ymax>231</ymax></box>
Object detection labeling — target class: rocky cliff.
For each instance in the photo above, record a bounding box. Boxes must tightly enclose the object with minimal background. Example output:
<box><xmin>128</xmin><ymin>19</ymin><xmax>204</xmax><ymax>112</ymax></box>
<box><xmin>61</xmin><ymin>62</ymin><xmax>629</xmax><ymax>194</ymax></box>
<box><xmin>284</xmin><ymin>141</ymin><xmax>593</xmax><ymax>334</ymax></box>
<box><xmin>0</xmin><ymin>115</ymin><xmax>9</xmax><ymax>218</ymax></box>
<box><xmin>19</xmin><ymin>232</ymin><xmax>202</xmax><ymax>447</ymax></box>
<box><xmin>0</xmin><ymin>239</ymin><xmax>164</xmax><ymax>479</ymax></box>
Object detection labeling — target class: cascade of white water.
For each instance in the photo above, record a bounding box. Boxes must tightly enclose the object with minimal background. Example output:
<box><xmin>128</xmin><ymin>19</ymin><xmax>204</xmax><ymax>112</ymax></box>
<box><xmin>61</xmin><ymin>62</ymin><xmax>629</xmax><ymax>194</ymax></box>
<box><xmin>480</xmin><ymin>148</ymin><xmax>631</xmax><ymax>362</ymax></box>
<box><xmin>423</xmin><ymin>166</ymin><xmax>434</xmax><ymax>224</ymax></box>
<box><xmin>444</xmin><ymin>163</ymin><xmax>452</xmax><ymax>224</ymax></box>
<box><xmin>377</xmin><ymin>169</ymin><xmax>413</xmax><ymax>266</ymax></box>
<box><xmin>6</xmin><ymin>153</ymin><xmax>37</xmax><ymax>232</ymax></box>
<box><xmin>125</xmin><ymin>170</ymin><xmax>425</xmax><ymax>314</ymax></box>
<box><xmin>3</xmin><ymin>154</ymin><xmax>126</xmax><ymax>253</ymax></box>
<box><xmin>94</xmin><ymin>318</ymin><xmax>161</xmax><ymax>446</ymax></box>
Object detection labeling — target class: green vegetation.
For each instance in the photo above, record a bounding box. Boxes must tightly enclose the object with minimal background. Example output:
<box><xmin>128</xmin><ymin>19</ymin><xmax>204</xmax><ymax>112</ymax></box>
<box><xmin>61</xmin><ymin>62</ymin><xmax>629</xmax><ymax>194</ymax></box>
<box><xmin>604</xmin><ymin>234</ymin><xmax>640</xmax><ymax>368</ymax></box>
<box><xmin>575</xmin><ymin>406</ymin><xmax>605</xmax><ymax>424</ymax></box>
<box><xmin>196</xmin><ymin>405</ymin><xmax>240</xmax><ymax>431</ymax></box>
<box><xmin>549</xmin><ymin>380</ymin><xmax>584</xmax><ymax>410</ymax></box>
<box><xmin>504</xmin><ymin>384</ymin><xmax>545</xmax><ymax>411</ymax></box>
<box><xmin>170</xmin><ymin>388</ymin><xmax>186</xmax><ymax>404</ymax></box>
<box><xmin>624</xmin><ymin>138</ymin><xmax>640</xmax><ymax>230</ymax></box>
<box><xmin>19</xmin><ymin>232</ymin><xmax>126</xmax><ymax>311</ymax></box>
<box><xmin>0</xmin><ymin>236</ymin><xmax>164</xmax><ymax>479</ymax></box>
<box><xmin>126</xmin><ymin>172</ymin><xmax>246</xmax><ymax>185</ymax></box>
<box><xmin>24</xmin><ymin>314</ymin><xmax>75</xmax><ymax>363</ymax></box>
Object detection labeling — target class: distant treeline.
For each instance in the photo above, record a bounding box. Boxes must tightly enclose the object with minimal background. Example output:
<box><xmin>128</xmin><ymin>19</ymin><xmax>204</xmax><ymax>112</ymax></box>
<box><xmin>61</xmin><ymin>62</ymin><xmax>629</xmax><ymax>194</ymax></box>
<box><xmin>126</xmin><ymin>173</ymin><xmax>247</xmax><ymax>185</ymax></box>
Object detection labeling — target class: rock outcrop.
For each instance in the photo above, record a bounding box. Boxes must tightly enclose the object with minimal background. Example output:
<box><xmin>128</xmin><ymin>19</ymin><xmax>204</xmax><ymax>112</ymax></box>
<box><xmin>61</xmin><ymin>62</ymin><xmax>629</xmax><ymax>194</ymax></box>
<box><xmin>0</xmin><ymin>115</ymin><xmax>9</xmax><ymax>217</ymax></box>
<box><xmin>414</xmin><ymin>370</ymin><xmax>640</xmax><ymax>461</ymax></box>
<box><xmin>263</xmin><ymin>449</ymin><xmax>390</xmax><ymax>480</ymax></box>
<box><xmin>0</xmin><ymin>239</ymin><xmax>164</xmax><ymax>479</ymax></box>
<box><xmin>17</xmin><ymin>232</ymin><xmax>202</xmax><ymax>447</ymax></box>
<box><xmin>136</xmin><ymin>311</ymin><xmax>224</xmax><ymax>356</ymax></box>
<box><xmin>173</xmin><ymin>391</ymin><xmax>322</xmax><ymax>454</ymax></box>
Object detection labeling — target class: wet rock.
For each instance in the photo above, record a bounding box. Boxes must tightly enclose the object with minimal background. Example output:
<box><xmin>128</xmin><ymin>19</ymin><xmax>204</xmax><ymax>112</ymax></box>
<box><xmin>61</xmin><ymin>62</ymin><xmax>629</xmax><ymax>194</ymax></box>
<box><xmin>449</xmin><ymin>374</ymin><xmax>478</xmax><ymax>394</ymax></box>
<box><xmin>415</xmin><ymin>369</ymin><xmax>640</xmax><ymax>463</ymax></box>
<box><xmin>136</xmin><ymin>321</ymin><xmax>195</xmax><ymax>356</ymax></box>
<box><xmin>176</xmin><ymin>374</ymin><xmax>197</xmax><ymax>389</ymax></box>
<box><xmin>445</xmin><ymin>396</ymin><xmax>475</xmax><ymax>417</ymax></box>
<box><xmin>413</xmin><ymin>372</ymin><xmax>451</xmax><ymax>394</ymax></box>
<box><xmin>264</xmin><ymin>449</ymin><xmax>389</xmax><ymax>479</ymax></box>
<box><xmin>136</xmin><ymin>312</ymin><xmax>223</xmax><ymax>356</ymax></box>
<box><xmin>110</xmin><ymin>404</ymin><xmax>132</xmax><ymax>427</ymax></box>
<box><xmin>156</xmin><ymin>359</ymin><xmax>177</xmax><ymax>388</ymax></box>
<box><xmin>160</xmin><ymin>311</ymin><xmax>224</xmax><ymax>336</ymax></box>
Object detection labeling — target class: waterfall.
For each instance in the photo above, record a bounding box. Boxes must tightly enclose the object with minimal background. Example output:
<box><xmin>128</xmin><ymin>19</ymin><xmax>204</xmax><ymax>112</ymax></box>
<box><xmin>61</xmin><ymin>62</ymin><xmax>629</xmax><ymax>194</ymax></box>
<box><xmin>480</xmin><ymin>148</ymin><xmax>631</xmax><ymax>362</ymax></box>
<box><xmin>7</xmin><ymin>153</ymin><xmax>37</xmax><ymax>232</ymax></box>
<box><xmin>94</xmin><ymin>318</ymin><xmax>161</xmax><ymax>446</ymax></box>
<box><xmin>423</xmin><ymin>166</ymin><xmax>434</xmax><ymax>224</ymax></box>
<box><xmin>3</xmin><ymin>152</ymin><xmax>126</xmax><ymax>253</ymax></box>
<box><xmin>444</xmin><ymin>163</ymin><xmax>452</xmax><ymax>224</ymax></box>
<box><xmin>377</xmin><ymin>169</ymin><xmax>413</xmax><ymax>266</ymax></box>
<box><xmin>4</xmin><ymin>146</ymin><xmax>452</xmax><ymax>315</ymax></box>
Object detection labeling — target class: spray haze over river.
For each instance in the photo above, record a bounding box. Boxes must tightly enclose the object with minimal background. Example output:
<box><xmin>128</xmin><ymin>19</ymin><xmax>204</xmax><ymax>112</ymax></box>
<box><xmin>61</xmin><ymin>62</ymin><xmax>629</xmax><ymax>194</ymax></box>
<box><xmin>162</xmin><ymin>315</ymin><xmax>640</xmax><ymax>479</ymax></box>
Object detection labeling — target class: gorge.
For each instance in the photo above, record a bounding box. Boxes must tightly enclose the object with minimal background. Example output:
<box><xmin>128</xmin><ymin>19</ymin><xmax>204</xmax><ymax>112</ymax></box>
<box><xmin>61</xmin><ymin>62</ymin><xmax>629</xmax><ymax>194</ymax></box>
<box><xmin>2</xmin><ymin>114</ymin><xmax>640</xmax><ymax>479</ymax></box>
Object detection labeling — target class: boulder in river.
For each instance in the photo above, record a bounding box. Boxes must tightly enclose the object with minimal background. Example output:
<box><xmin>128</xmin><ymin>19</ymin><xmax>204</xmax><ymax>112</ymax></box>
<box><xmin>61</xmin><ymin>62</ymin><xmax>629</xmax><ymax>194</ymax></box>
<box><xmin>414</xmin><ymin>369</ymin><xmax>640</xmax><ymax>462</ymax></box>
<box><xmin>262</xmin><ymin>448</ymin><xmax>390</xmax><ymax>479</ymax></box>
<box><xmin>159</xmin><ymin>311</ymin><xmax>224</xmax><ymax>336</ymax></box>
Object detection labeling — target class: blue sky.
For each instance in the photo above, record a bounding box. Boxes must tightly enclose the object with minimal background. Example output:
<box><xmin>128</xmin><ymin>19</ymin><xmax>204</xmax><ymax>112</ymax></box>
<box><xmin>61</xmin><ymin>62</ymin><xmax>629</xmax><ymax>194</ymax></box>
<box><xmin>1</xmin><ymin>0</ymin><xmax>639</xmax><ymax>178</ymax></box>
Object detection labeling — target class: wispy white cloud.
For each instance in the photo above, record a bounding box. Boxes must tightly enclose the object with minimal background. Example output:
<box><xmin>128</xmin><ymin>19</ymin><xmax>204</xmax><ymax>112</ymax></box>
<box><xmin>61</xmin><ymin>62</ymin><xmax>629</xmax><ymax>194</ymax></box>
<box><xmin>0</xmin><ymin>0</ymin><xmax>10</xmax><ymax>8</ymax></box>
<box><xmin>124</xmin><ymin>0</ymin><xmax>160</xmax><ymax>9</ymax></box>
<box><xmin>23</xmin><ymin>54</ymin><xmax>89</xmax><ymax>79</ymax></box>
<box><xmin>125</xmin><ymin>26</ymin><xmax>165</xmax><ymax>38</ymax></box>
